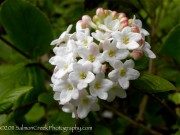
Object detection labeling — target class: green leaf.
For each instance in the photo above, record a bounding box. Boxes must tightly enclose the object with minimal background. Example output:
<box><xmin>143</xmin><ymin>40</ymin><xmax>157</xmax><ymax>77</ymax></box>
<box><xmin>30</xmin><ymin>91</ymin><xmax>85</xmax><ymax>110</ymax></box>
<box><xmin>169</xmin><ymin>93</ymin><xmax>180</xmax><ymax>105</ymax></box>
<box><xmin>1</xmin><ymin>86</ymin><xmax>33</xmax><ymax>103</ymax></box>
<box><xmin>161</xmin><ymin>24</ymin><xmax>180</xmax><ymax>63</ymax></box>
<box><xmin>25</xmin><ymin>103</ymin><xmax>45</xmax><ymax>122</ymax></box>
<box><xmin>38</xmin><ymin>92</ymin><xmax>55</xmax><ymax>105</ymax></box>
<box><xmin>0</xmin><ymin>86</ymin><xmax>32</xmax><ymax>114</ymax></box>
<box><xmin>0</xmin><ymin>0</ymin><xmax>53</xmax><ymax>58</ymax></box>
<box><xmin>95</xmin><ymin>125</ymin><xmax>112</xmax><ymax>135</ymax></box>
<box><xmin>132</xmin><ymin>73</ymin><xmax>176</xmax><ymax>93</ymax></box>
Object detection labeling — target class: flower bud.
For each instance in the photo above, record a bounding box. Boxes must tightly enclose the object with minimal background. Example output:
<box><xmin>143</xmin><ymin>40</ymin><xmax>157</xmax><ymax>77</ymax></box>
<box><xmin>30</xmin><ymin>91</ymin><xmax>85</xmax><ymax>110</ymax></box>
<box><xmin>96</xmin><ymin>7</ymin><xmax>105</xmax><ymax>18</ymax></box>
<box><xmin>128</xmin><ymin>19</ymin><xmax>133</xmax><ymax>26</ymax></box>
<box><xmin>111</xmin><ymin>11</ymin><xmax>119</xmax><ymax>19</ymax></box>
<box><xmin>118</xmin><ymin>12</ymin><xmax>126</xmax><ymax>19</ymax></box>
<box><xmin>131</xmin><ymin>25</ymin><xmax>140</xmax><ymax>33</ymax></box>
<box><xmin>76</xmin><ymin>20</ymin><xmax>86</xmax><ymax>29</ymax></box>
<box><xmin>130</xmin><ymin>50</ymin><xmax>143</xmax><ymax>60</ymax></box>
<box><xmin>82</xmin><ymin>15</ymin><xmax>97</xmax><ymax>29</ymax></box>
<box><xmin>93</xmin><ymin>15</ymin><xmax>99</xmax><ymax>23</ymax></box>
<box><xmin>104</xmin><ymin>10</ymin><xmax>111</xmax><ymax>16</ymax></box>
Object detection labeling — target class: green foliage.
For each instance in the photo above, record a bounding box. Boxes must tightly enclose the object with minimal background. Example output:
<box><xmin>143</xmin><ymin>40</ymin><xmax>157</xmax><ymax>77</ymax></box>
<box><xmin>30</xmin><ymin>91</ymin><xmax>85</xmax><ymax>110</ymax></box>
<box><xmin>0</xmin><ymin>86</ymin><xmax>32</xmax><ymax>114</ymax></box>
<box><xmin>0</xmin><ymin>0</ymin><xmax>53</xmax><ymax>58</ymax></box>
<box><xmin>94</xmin><ymin>125</ymin><xmax>112</xmax><ymax>135</ymax></box>
<box><xmin>132</xmin><ymin>73</ymin><xmax>176</xmax><ymax>93</ymax></box>
<box><xmin>161</xmin><ymin>24</ymin><xmax>180</xmax><ymax>63</ymax></box>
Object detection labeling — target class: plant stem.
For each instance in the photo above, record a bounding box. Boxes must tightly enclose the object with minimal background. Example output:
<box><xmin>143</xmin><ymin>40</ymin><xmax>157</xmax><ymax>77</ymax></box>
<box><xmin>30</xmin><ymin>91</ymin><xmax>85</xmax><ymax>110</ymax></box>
<box><xmin>101</xmin><ymin>102</ymin><xmax>163</xmax><ymax>135</ymax></box>
<box><xmin>0</xmin><ymin>36</ymin><xmax>52</xmax><ymax>76</ymax></box>
<box><xmin>0</xmin><ymin>36</ymin><xmax>30</xmax><ymax>59</ymax></box>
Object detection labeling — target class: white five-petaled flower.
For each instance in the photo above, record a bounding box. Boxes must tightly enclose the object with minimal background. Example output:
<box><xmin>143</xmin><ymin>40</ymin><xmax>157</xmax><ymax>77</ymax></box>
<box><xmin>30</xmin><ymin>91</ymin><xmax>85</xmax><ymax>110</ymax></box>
<box><xmin>51</xmin><ymin>25</ymin><xmax>73</xmax><ymax>45</ymax></box>
<box><xmin>76</xmin><ymin>90</ymin><xmax>99</xmax><ymax>119</ymax></box>
<box><xmin>108</xmin><ymin>59</ymin><xmax>140</xmax><ymax>89</ymax></box>
<box><xmin>91</xmin><ymin>30</ymin><xmax>111</xmax><ymax>42</ymax></box>
<box><xmin>53</xmin><ymin>78</ymin><xmax>79</xmax><ymax>104</ymax></box>
<box><xmin>107</xmin><ymin>84</ymin><xmax>127</xmax><ymax>102</ymax></box>
<box><xmin>132</xmin><ymin>16</ymin><xmax>149</xmax><ymax>37</ymax></box>
<box><xmin>77</xmin><ymin>43</ymin><xmax>103</xmax><ymax>73</ymax></box>
<box><xmin>89</xmin><ymin>73</ymin><xmax>113</xmax><ymax>100</ymax></box>
<box><xmin>112</xmin><ymin>26</ymin><xmax>141</xmax><ymax>50</ymax></box>
<box><xmin>69</xmin><ymin>62</ymin><xmax>95</xmax><ymax>90</ymax></box>
<box><xmin>98</xmin><ymin>16</ymin><xmax>120</xmax><ymax>32</ymax></box>
<box><xmin>49</xmin><ymin>57</ymin><xmax>73</xmax><ymax>79</ymax></box>
<box><xmin>76</xmin><ymin>28</ymin><xmax>93</xmax><ymax>47</ymax></box>
<box><xmin>102</xmin><ymin>40</ymin><xmax>129</xmax><ymax>62</ymax></box>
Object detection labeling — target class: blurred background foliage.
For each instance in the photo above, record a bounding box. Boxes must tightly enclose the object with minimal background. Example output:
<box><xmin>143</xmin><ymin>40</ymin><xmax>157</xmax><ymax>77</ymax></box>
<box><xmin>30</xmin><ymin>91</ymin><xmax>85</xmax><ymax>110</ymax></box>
<box><xmin>0</xmin><ymin>0</ymin><xmax>179</xmax><ymax>135</ymax></box>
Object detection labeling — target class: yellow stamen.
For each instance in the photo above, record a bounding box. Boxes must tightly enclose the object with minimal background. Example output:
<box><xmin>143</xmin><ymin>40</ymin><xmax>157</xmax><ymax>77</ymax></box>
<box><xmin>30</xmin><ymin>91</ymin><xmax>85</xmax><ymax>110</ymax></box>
<box><xmin>79</xmin><ymin>72</ymin><xmax>87</xmax><ymax>79</ymax></box>
<box><xmin>122</xmin><ymin>37</ymin><xmax>129</xmax><ymax>44</ymax></box>
<box><xmin>63</xmin><ymin>65</ymin><xmax>68</xmax><ymax>70</ymax></box>
<box><xmin>108</xmin><ymin>50</ymin><xmax>115</xmax><ymax>57</ymax></box>
<box><xmin>82</xmin><ymin>98</ymin><xmax>89</xmax><ymax>104</ymax></box>
<box><xmin>88</xmin><ymin>55</ymin><xmax>95</xmax><ymax>62</ymax></box>
<box><xmin>119</xmin><ymin>69</ymin><xmax>126</xmax><ymax>76</ymax></box>
<box><xmin>94</xmin><ymin>82</ymin><xmax>101</xmax><ymax>89</ymax></box>
<box><xmin>67</xmin><ymin>84</ymin><xmax>73</xmax><ymax>90</ymax></box>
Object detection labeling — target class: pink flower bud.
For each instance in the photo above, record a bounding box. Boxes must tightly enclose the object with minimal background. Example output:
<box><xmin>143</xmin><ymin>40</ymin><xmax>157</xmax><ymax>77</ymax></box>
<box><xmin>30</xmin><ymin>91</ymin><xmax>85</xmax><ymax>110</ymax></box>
<box><xmin>77</xmin><ymin>20</ymin><xmax>86</xmax><ymax>28</ymax></box>
<box><xmin>118</xmin><ymin>13</ymin><xmax>126</xmax><ymax>19</ymax></box>
<box><xmin>82</xmin><ymin>15</ymin><xmax>92</xmax><ymax>23</ymax></box>
<box><xmin>96</xmin><ymin>7</ymin><xmax>104</xmax><ymax>17</ymax></box>
<box><xmin>111</xmin><ymin>11</ymin><xmax>119</xmax><ymax>18</ymax></box>
<box><xmin>130</xmin><ymin>50</ymin><xmax>143</xmax><ymax>60</ymax></box>
<box><xmin>120</xmin><ymin>17</ymin><xmax>128</xmax><ymax>23</ymax></box>
<box><xmin>131</xmin><ymin>25</ymin><xmax>140</xmax><ymax>33</ymax></box>
<box><xmin>82</xmin><ymin>15</ymin><xmax>96</xmax><ymax>28</ymax></box>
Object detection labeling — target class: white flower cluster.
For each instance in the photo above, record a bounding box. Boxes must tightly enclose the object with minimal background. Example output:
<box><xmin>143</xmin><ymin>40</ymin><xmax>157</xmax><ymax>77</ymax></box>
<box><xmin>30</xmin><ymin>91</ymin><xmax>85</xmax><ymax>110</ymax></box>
<box><xmin>49</xmin><ymin>8</ymin><xmax>156</xmax><ymax>119</ymax></box>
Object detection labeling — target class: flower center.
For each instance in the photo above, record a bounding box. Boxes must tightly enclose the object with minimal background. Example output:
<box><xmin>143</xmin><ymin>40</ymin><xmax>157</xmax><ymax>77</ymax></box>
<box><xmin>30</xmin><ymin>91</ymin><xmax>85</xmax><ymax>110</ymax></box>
<box><xmin>63</xmin><ymin>64</ymin><xmax>68</xmax><ymax>70</ymax></box>
<box><xmin>67</xmin><ymin>84</ymin><xmax>73</xmax><ymax>91</ymax></box>
<box><xmin>108</xmin><ymin>50</ymin><xmax>115</xmax><ymax>57</ymax></box>
<box><xmin>122</xmin><ymin>37</ymin><xmax>129</xmax><ymax>44</ymax></box>
<box><xmin>94</xmin><ymin>82</ymin><xmax>101</xmax><ymax>89</ymax></box>
<box><xmin>79</xmin><ymin>72</ymin><xmax>87</xmax><ymax>79</ymax></box>
<box><xmin>84</xmin><ymin>40</ymin><xmax>88</xmax><ymax>46</ymax></box>
<box><xmin>119</xmin><ymin>68</ymin><xmax>126</xmax><ymax>76</ymax></box>
<box><xmin>88</xmin><ymin>55</ymin><xmax>95</xmax><ymax>62</ymax></box>
<box><xmin>82</xmin><ymin>98</ymin><xmax>89</xmax><ymax>105</ymax></box>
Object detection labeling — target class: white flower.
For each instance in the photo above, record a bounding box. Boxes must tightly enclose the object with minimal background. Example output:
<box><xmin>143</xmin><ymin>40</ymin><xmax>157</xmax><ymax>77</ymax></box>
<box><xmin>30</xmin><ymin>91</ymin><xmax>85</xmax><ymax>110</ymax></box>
<box><xmin>91</xmin><ymin>30</ymin><xmax>111</xmax><ymax>42</ymax></box>
<box><xmin>62</xmin><ymin>103</ymin><xmax>78</xmax><ymax>118</ymax></box>
<box><xmin>98</xmin><ymin>15</ymin><xmax>120</xmax><ymax>32</ymax></box>
<box><xmin>76</xmin><ymin>90</ymin><xmax>99</xmax><ymax>119</ymax></box>
<box><xmin>69</xmin><ymin>62</ymin><xmax>95</xmax><ymax>90</ymax></box>
<box><xmin>107</xmin><ymin>85</ymin><xmax>127</xmax><ymax>102</ymax></box>
<box><xmin>142</xmin><ymin>42</ymin><xmax>156</xmax><ymax>59</ymax></box>
<box><xmin>89</xmin><ymin>73</ymin><xmax>113</xmax><ymax>100</ymax></box>
<box><xmin>108</xmin><ymin>59</ymin><xmax>140</xmax><ymax>89</ymax></box>
<box><xmin>76</xmin><ymin>28</ymin><xmax>93</xmax><ymax>47</ymax></box>
<box><xmin>51</xmin><ymin>25</ymin><xmax>73</xmax><ymax>45</ymax></box>
<box><xmin>77</xmin><ymin>43</ymin><xmax>103</xmax><ymax>73</ymax></box>
<box><xmin>52</xmin><ymin>47</ymin><xmax>74</xmax><ymax>60</ymax></box>
<box><xmin>56</xmin><ymin>78</ymin><xmax>79</xmax><ymax>104</ymax></box>
<box><xmin>112</xmin><ymin>26</ymin><xmax>141</xmax><ymax>50</ymax></box>
<box><xmin>49</xmin><ymin>57</ymin><xmax>73</xmax><ymax>79</ymax></box>
<box><xmin>133</xmin><ymin>16</ymin><xmax>149</xmax><ymax>36</ymax></box>
<box><xmin>102</xmin><ymin>40</ymin><xmax>129</xmax><ymax>62</ymax></box>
